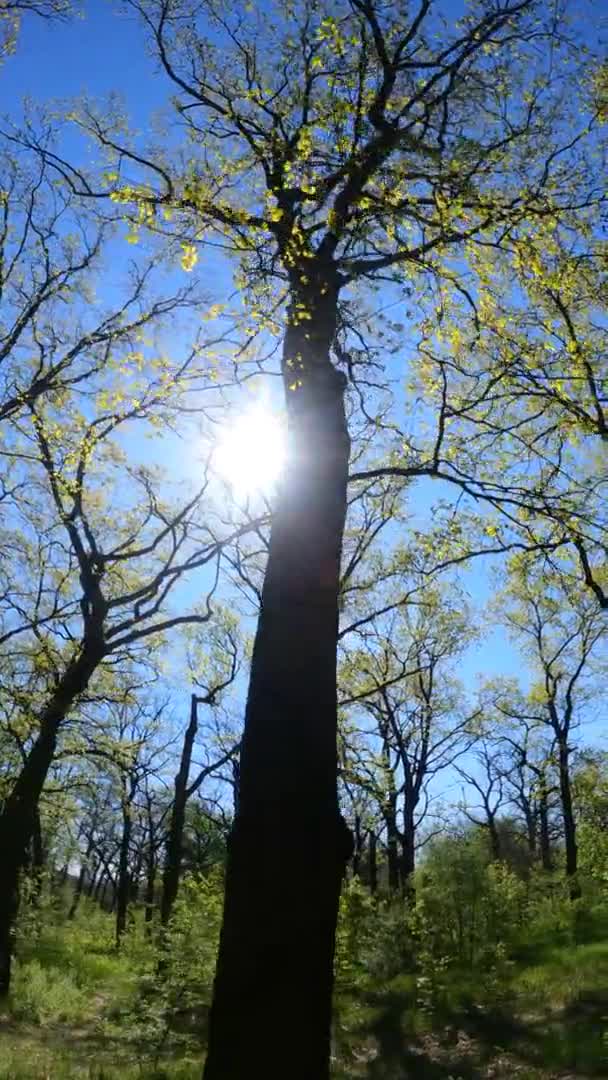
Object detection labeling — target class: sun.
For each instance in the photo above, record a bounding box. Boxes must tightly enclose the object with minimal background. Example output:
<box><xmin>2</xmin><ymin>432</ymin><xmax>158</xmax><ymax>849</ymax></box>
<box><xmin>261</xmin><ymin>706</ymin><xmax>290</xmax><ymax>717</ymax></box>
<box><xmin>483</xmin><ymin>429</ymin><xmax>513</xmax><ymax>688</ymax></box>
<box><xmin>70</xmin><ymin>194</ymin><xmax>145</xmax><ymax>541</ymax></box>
<box><xmin>213</xmin><ymin>405</ymin><xmax>286</xmax><ymax>500</ymax></box>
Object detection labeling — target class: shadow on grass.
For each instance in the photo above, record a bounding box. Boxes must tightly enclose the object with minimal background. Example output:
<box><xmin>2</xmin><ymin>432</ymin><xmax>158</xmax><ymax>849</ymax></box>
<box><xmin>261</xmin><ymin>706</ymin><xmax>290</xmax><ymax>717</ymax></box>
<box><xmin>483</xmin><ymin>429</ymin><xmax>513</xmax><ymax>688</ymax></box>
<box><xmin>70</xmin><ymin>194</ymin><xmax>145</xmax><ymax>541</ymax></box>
<box><xmin>342</xmin><ymin>981</ymin><xmax>608</xmax><ymax>1080</ymax></box>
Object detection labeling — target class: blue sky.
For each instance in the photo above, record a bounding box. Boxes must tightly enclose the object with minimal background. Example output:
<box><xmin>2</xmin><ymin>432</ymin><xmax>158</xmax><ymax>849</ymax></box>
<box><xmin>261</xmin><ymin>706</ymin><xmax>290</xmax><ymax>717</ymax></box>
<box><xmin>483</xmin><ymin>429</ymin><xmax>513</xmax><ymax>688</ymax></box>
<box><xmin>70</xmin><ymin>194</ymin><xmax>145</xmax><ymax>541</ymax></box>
<box><xmin>3</xmin><ymin>0</ymin><xmax>605</xmax><ymax>816</ymax></box>
<box><xmin>0</xmin><ymin>0</ymin><xmax>534</xmax><ymax>687</ymax></box>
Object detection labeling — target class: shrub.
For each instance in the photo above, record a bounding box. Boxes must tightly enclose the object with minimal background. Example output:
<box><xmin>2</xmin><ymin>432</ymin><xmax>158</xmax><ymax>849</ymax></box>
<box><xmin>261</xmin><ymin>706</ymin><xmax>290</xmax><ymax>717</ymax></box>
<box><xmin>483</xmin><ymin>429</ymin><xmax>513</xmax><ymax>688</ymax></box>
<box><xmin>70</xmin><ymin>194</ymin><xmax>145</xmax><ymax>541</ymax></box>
<box><xmin>11</xmin><ymin>958</ymin><xmax>87</xmax><ymax>1025</ymax></box>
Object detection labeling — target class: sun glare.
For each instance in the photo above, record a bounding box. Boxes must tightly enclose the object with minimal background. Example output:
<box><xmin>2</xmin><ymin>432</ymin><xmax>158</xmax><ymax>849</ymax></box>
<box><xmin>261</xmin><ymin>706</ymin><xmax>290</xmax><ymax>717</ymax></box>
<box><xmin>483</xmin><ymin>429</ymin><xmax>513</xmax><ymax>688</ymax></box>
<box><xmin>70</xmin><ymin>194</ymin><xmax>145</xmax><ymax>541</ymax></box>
<box><xmin>214</xmin><ymin>405</ymin><xmax>286</xmax><ymax>500</ymax></box>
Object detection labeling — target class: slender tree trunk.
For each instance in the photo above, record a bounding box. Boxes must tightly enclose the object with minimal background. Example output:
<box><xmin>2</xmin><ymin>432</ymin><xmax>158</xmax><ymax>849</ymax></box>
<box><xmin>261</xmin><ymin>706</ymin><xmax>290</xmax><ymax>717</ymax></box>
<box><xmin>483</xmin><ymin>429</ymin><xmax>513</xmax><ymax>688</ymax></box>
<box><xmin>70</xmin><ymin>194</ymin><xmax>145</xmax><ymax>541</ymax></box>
<box><xmin>144</xmin><ymin>855</ymin><xmax>157</xmax><ymax>935</ymax></box>
<box><xmin>203</xmin><ymin>278</ymin><xmax>353</xmax><ymax>1080</ymax></box>
<box><xmin>538</xmin><ymin>790</ymin><xmax>553</xmax><ymax>872</ymax></box>
<box><xmin>400</xmin><ymin>810</ymin><xmax>416</xmax><ymax>898</ymax></box>
<box><xmin>86</xmin><ymin>865</ymin><xmax>99</xmax><ymax>899</ymax></box>
<box><xmin>93</xmin><ymin>867</ymin><xmax>107</xmax><ymax>904</ymax></box>
<box><xmin>30</xmin><ymin>809</ymin><xmax>45</xmax><ymax>904</ymax></box>
<box><xmin>487</xmin><ymin>812</ymin><xmax>501</xmax><ymax>861</ymax></box>
<box><xmin>115</xmin><ymin>797</ymin><xmax>133</xmax><ymax>948</ymax></box>
<box><xmin>523</xmin><ymin>799</ymin><xmax>537</xmax><ymax>857</ymax></box>
<box><xmin>130</xmin><ymin>850</ymin><xmax>142</xmax><ymax>905</ymax></box>
<box><xmin>57</xmin><ymin>862</ymin><xmax>70</xmax><ymax>890</ymax></box>
<box><xmin>160</xmin><ymin>694</ymin><xmax>198</xmax><ymax>929</ymax></box>
<box><xmin>68</xmin><ymin>864</ymin><xmax>87</xmax><ymax>920</ymax></box>
<box><xmin>368</xmin><ymin>831</ymin><xmax>378</xmax><ymax>895</ymax></box>
<box><xmin>69</xmin><ymin>834</ymin><xmax>94</xmax><ymax>920</ymax></box>
<box><xmin>0</xmin><ymin>648</ymin><xmax>100</xmax><ymax>996</ymax></box>
<box><xmin>557</xmin><ymin>739</ymin><xmax>580</xmax><ymax>899</ymax></box>
<box><xmin>384</xmin><ymin>804</ymin><xmax>400</xmax><ymax>892</ymax></box>
<box><xmin>352</xmin><ymin>814</ymin><xmax>363</xmax><ymax>878</ymax></box>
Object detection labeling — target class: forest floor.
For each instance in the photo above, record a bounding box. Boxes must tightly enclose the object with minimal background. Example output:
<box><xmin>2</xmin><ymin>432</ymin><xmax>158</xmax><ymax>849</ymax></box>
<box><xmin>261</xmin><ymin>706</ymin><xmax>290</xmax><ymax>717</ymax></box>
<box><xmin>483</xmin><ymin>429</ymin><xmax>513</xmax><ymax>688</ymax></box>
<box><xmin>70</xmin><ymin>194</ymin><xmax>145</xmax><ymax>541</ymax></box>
<box><xmin>0</xmin><ymin>906</ymin><xmax>607</xmax><ymax>1079</ymax></box>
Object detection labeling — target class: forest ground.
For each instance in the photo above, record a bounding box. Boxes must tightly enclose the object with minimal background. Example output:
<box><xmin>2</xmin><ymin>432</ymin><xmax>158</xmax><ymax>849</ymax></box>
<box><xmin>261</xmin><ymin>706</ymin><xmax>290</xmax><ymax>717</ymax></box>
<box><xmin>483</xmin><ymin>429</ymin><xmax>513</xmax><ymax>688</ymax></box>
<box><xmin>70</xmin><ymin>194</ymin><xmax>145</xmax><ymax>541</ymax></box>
<box><xmin>0</xmin><ymin>892</ymin><xmax>606</xmax><ymax>1080</ymax></box>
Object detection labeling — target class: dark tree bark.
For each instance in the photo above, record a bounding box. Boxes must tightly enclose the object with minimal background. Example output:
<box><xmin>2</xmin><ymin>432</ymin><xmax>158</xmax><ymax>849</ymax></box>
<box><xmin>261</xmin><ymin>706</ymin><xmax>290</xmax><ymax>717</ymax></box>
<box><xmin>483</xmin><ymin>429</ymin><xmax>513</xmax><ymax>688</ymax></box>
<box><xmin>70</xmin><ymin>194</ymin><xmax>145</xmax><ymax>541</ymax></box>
<box><xmin>400</xmin><ymin>808</ymin><xmax>416</xmax><ymax>896</ymax></box>
<box><xmin>160</xmin><ymin>694</ymin><xmax>198</xmax><ymax>929</ymax></box>
<box><xmin>557</xmin><ymin>738</ymin><xmax>580</xmax><ymax>899</ymax></box>
<box><xmin>93</xmin><ymin>867</ymin><xmax>109</xmax><ymax>905</ymax></box>
<box><xmin>115</xmin><ymin>781</ymin><xmax>135</xmax><ymax>948</ymax></box>
<box><xmin>69</xmin><ymin>833</ymin><xmax>95</xmax><ymax>920</ymax></box>
<box><xmin>487</xmin><ymin>812</ymin><xmax>502</xmax><ymax>862</ymax></box>
<box><xmin>144</xmin><ymin>854</ymin><xmax>157</xmax><ymax>933</ymax></box>
<box><xmin>0</xmin><ymin>647</ymin><xmax>100</xmax><ymax>996</ymax></box>
<box><xmin>352</xmin><ymin>813</ymin><xmax>363</xmax><ymax>878</ymax></box>
<box><xmin>30</xmin><ymin>808</ymin><xmax>45</xmax><ymax>904</ymax></box>
<box><xmin>538</xmin><ymin>788</ymin><xmax>553</xmax><ymax>872</ymax></box>
<box><xmin>203</xmin><ymin>279</ymin><xmax>353</xmax><ymax>1080</ymax></box>
<box><xmin>384</xmin><ymin>802</ymin><xmax>401</xmax><ymax>892</ymax></box>
<box><xmin>368</xmin><ymin>831</ymin><xmax>378</xmax><ymax>895</ymax></box>
<box><xmin>68</xmin><ymin>864</ymin><xmax>87</xmax><ymax>921</ymax></box>
<box><xmin>380</xmin><ymin>722</ymin><xmax>400</xmax><ymax>892</ymax></box>
<box><xmin>86</xmin><ymin>865</ymin><xmax>99</xmax><ymax>899</ymax></box>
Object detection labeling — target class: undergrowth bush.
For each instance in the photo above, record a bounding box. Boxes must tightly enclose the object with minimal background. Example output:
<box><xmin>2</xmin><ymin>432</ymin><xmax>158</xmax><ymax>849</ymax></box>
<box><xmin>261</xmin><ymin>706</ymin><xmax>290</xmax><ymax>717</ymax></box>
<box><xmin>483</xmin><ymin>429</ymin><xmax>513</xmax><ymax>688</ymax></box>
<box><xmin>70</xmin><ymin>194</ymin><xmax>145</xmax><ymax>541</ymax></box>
<box><xmin>11</xmin><ymin>958</ymin><xmax>87</xmax><ymax>1025</ymax></box>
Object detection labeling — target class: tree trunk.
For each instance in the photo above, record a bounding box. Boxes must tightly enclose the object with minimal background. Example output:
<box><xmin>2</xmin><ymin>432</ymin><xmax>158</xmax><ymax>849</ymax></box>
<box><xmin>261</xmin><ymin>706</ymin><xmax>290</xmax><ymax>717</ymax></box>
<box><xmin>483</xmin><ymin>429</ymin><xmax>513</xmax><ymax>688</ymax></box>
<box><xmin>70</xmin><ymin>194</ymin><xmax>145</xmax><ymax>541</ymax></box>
<box><xmin>487</xmin><ymin>812</ymin><xmax>501</xmax><ymax>861</ymax></box>
<box><xmin>144</xmin><ymin>855</ymin><xmax>157</xmax><ymax>935</ymax></box>
<box><xmin>160</xmin><ymin>694</ymin><xmax>198</xmax><ymax>929</ymax></box>
<box><xmin>0</xmin><ymin>648</ymin><xmax>100</xmax><ymax>996</ymax></box>
<box><xmin>538</xmin><ymin>789</ymin><xmax>553</xmax><ymax>872</ymax></box>
<box><xmin>400</xmin><ymin>811</ymin><xmax>416</xmax><ymax>898</ymax></box>
<box><xmin>69</xmin><ymin>834</ymin><xmax>94</xmax><ymax>920</ymax></box>
<box><xmin>368</xmin><ymin>831</ymin><xmax>378</xmax><ymax>895</ymax></box>
<box><xmin>57</xmin><ymin>862</ymin><xmax>70</xmax><ymax>890</ymax></box>
<box><xmin>115</xmin><ymin>797</ymin><xmax>133</xmax><ymax>948</ymax></box>
<box><xmin>352</xmin><ymin>814</ymin><xmax>363</xmax><ymax>878</ymax></box>
<box><xmin>203</xmin><ymin>278</ymin><xmax>353</xmax><ymax>1080</ymax></box>
<box><xmin>68</xmin><ymin>864</ymin><xmax>87</xmax><ymax>921</ymax></box>
<box><xmin>93</xmin><ymin>867</ymin><xmax>107</xmax><ymax>904</ymax></box>
<box><xmin>86</xmin><ymin>865</ymin><xmax>99</xmax><ymax>899</ymax></box>
<box><xmin>30</xmin><ymin>808</ymin><xmax>45</xmax><ymax>904</ymax></box>
<box><xmin>557</xmin><ymin>739</ymin><xmax>580</xmax><ymax>899</ymax></box>
<box><xmin>384</xmin><ymin>804</ymin><xmax>401</xmax><ymax>892</ymax></box>
<box><xmin>523</xmin><ymin>799</ymin><xmax>537</xmax><ymax>857</ymax></box>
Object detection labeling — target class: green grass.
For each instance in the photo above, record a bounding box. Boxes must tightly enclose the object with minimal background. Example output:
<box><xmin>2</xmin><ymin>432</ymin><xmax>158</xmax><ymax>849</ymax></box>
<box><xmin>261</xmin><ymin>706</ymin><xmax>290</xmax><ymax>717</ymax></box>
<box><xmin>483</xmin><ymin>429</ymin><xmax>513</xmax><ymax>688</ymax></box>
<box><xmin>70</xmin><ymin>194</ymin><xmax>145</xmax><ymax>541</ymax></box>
<box><xmin>3</xmin><ymin>894</ymin><xmax>608</xmax><ymax>1078</ymax></box>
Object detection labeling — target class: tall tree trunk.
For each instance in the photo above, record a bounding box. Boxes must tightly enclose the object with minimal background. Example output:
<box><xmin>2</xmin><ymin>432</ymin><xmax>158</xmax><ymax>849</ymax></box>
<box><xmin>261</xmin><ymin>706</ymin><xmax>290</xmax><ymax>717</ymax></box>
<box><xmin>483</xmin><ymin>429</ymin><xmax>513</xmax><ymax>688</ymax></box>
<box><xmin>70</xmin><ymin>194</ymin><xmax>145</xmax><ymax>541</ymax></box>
<box><xmin>86</xmin><ymin>865</ymin><xmax>99</xmax><ymax>899</ymax></box>
<box><xmin>400</xmin><ymin>809</ymin><xmax>416</xmax><ymax>898</ymax></box>
<box><xmin>487</xmin><ymin>810</ymin><xmax>501</xmax><ymax>861</ymax></box>
<box><xmin>144</xmin><ymin>855</ymin><xmax>157</xmax><ymax>935</ymax></box>
<box><xmin>352</xmin><ymin>813</ymin><xmax>363</xmax><ymax>878</ymax></box>
<box><xmin>523</xmin><ymin>798</ymin><xmax>537</xmax><ymax>857</ymax></box>
<box><xmin>203</xmin><ymin>278</ymin><xmax>353</xmax><ymax>1080</ymax></box>
<box><xmin>57</xmin><ymin>862</ymin><xmax>70</xmax><ymax>890</ymax></box>
<box><xmin>69</xmin><ymin>834</ymin><xmax>94</xmax><ymax>920</ymax></box>
<box><xmin>557</xmin><ymin>738</ymin><xmax>580</xmax><ymax>899</ymax></box>
<box><xmin>115</xmin><ymin>795</ymin><xmax>133</xmax><ymax>948</ymax></box>
<box><xmin>68</xmin><ymin>864</ymin><xmax>87</xmax><ymax>921</ymax></box>
<box><xmin>368</xmin><ymin>831</ymin><xmax>378</xmax><ymax>895</ymax></box>
<box><xmin>538</xmin><ymin>789</ymin><xmax>553</xmax><ymax>872</ymax></box>
<box><xmin>384</xmin><ymin>804</ymin><xmax>401</xmax><ymax>892</ymax></box>
<box><xmin>0</xmin><ymin>648</ymin><xmax>99</xmax><ymax>996</ymax></box>
<box><xmin>30</xmin><ymin>808</ymin><xmax>45</xmax><ymax>904</ymax></box>
<box><xmin>160</xmin><ymin>694</ymin><xmax>198</xmax><ymax>929</ymax></box>
<box><xmin>93</xmin><ymin>867</ymin><xmax>106</xmax><ymax>904</ymax></box>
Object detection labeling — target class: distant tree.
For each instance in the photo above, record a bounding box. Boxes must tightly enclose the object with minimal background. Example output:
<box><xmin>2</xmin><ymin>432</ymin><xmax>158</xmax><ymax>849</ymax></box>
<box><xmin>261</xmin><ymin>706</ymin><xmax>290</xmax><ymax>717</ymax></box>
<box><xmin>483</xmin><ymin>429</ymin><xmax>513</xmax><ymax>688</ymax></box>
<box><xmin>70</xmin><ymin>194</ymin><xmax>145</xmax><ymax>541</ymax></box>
<box><xmin>160</xmin><ymin>615</ymin><xmax>240</xmax><ymax>932</ymax></box>
<box><xmin>493</xmin><ymin>557</ymin><xmax>606</xmax><ymax>897</ymax></box>
<box><xmin>341</xmin><ymin>586</ymin><xmax>477</xmax><ymax>891</ymax></box>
